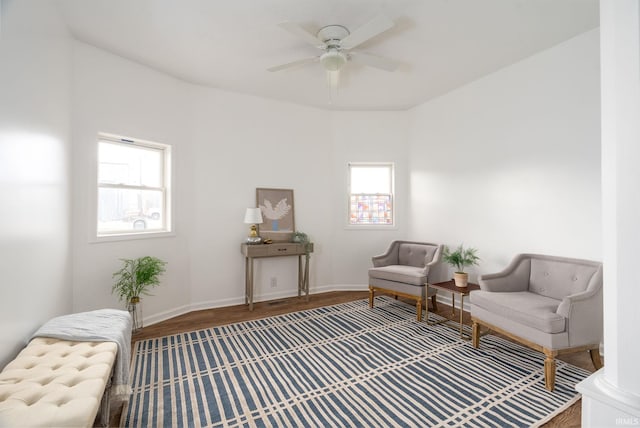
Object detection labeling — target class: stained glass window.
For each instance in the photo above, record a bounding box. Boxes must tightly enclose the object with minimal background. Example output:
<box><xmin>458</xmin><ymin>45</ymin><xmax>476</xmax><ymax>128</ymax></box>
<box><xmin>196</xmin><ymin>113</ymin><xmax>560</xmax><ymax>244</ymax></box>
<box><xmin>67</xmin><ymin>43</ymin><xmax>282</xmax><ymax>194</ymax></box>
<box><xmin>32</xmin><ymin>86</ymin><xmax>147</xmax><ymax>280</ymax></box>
<box><xmin>349</xmin><ymin>163</ymin><xmax>394</xmax><ymax>226</ymax></box>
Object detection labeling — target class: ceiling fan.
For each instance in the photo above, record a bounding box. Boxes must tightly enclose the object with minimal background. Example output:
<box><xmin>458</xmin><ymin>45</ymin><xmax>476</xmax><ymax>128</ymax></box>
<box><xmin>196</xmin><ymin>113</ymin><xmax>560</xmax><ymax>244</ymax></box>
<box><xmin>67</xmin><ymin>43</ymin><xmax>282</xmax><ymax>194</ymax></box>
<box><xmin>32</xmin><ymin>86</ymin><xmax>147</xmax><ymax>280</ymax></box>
<box><xmin>268</xmin><ymin>15</ymin><xmax>399</xmax><ymax>75</ymax></box>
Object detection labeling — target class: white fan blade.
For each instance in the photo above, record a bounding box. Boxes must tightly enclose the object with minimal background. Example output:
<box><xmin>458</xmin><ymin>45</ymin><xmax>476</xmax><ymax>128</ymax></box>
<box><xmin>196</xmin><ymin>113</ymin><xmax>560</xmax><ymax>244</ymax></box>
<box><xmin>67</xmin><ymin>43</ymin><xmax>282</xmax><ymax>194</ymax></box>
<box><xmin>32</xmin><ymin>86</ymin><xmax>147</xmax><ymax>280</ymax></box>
<box><xmin>349</xmin><ymin>51</ymin><xmax>399</xmax><ymax>72</ymax></box>
<box><xmin>340</xmin><ymin>15</ymin><xmax>395</xmax><ymax>50</ymax></box>
<box><xmin>268</xmin><ymin>56</ymin><xmax>319</xmax><ymax>72</ymax></box>
<box><xmin>278</xmin><ymin>22</ymin><xmax>323</xmax><ymax>47</ymax></box>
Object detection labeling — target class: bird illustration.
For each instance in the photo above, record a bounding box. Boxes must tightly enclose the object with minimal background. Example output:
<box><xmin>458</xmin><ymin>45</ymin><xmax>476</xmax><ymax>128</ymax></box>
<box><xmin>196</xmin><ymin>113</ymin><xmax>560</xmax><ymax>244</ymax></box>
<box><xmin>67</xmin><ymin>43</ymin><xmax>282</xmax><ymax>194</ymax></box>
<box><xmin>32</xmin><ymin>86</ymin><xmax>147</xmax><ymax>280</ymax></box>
<box><xmin>260</xmin><ymin>198</ymin><xmax>292</xmax><ymax>231</ymax></box>
<box><xmin>260</xmin><ymin>198</ymin><xmax>291</xmax><ymax>220</ymax></box>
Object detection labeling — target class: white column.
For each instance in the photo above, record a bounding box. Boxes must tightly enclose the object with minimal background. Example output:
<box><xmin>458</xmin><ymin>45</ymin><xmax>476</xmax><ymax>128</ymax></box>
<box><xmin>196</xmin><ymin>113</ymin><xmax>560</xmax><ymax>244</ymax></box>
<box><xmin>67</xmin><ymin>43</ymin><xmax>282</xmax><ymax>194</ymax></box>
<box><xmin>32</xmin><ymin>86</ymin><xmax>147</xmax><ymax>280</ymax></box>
<box><xmin>577</xmin><ymin>1</ymin><xmax>640</xmax><ymax>426</ymax></box>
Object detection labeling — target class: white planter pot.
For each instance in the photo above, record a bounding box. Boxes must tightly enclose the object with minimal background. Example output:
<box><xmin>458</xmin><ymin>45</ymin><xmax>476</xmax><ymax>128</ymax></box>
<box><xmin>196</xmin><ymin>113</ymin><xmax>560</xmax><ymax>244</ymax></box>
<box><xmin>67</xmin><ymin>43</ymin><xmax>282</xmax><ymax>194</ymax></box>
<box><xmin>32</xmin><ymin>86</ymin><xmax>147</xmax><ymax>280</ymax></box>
<box><xmin>453</xmin><ymin>272</ymin><xmax>469</xmax><ymax>288</ymax></box>
<box><xmin>127</xmin><ymin>298</ymin><xmax>143</xmax><ymax>332</ymax></box>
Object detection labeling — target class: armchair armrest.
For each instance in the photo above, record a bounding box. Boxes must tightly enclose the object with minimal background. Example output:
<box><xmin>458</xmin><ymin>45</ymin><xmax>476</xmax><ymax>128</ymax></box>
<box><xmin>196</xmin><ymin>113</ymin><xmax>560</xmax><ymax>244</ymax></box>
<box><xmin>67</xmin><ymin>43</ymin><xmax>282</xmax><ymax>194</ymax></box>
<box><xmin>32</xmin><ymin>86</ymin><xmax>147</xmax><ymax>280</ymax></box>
<box><xmin>371</xmin><ymin>241</ymin><xmax>399</xmax><ymax>267</ymax></box>
<box><xmin>556</xmin><ymin>287</ymin><xmax>603</xmax><ymax>346</ymax></box>
<box><xmin>478</xmin><ymin>254</ymin><xmax>530</xmax><ymax>292</ymax></box>
<box><xmin>556</xmin><ymin>287</ymin><xmax>600</xmax><ymax>317</ymax></box>
<box><xmin>425</xmin><ymin>244</ymin><xmax>444</xmax><ymax>268</ymax></box>
<box><xmin>424</xmin><ymin>244</ymin><xmax>444</xmax><ymax>277</ymax></box>
<box><xmin>557</xmin><ymin>265</ymin><xmax>603</xmax><ymax>317</ymax></box>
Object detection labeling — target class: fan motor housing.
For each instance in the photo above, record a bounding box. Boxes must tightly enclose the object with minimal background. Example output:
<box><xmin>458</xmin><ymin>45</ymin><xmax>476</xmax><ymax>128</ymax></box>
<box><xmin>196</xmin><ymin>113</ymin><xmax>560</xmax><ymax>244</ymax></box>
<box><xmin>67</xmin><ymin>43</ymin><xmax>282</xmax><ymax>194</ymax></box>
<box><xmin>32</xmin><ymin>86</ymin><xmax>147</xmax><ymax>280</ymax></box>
<box><xmin>317</xmin><ymin>25</ymin><xmax>350</xmax><ymax>47</ymax></box>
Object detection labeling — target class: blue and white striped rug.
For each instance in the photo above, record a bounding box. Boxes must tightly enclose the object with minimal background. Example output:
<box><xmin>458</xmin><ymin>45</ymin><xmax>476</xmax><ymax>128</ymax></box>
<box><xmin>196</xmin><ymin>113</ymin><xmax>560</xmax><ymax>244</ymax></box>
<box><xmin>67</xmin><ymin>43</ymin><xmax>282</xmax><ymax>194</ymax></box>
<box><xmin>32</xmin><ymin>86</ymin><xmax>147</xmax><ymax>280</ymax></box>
<box><xmin>122</xmin><ymin>297</ymin><xmax>589</xmax><ymax>427</ymax></box>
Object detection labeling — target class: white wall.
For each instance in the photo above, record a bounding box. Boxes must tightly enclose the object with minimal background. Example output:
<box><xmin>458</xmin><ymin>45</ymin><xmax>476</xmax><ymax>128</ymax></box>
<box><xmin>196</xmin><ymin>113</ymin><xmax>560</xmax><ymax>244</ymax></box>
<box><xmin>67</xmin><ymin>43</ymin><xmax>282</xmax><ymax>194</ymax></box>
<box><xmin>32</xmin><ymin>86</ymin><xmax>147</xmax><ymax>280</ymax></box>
<box><xmin>407</xmin><ymin>29</ymin><xmax>602</xmax><ymax>281</ymax></box>
<box><xmin>69</xmin><ymin>42</ymin><xmax>406</xmax><ymax>324</ymax></box>
<box><xmin>328</xmin><ymin>112</ymin><xmax>410</xmax><ymax>287</ymax></box>
<box><xmin>70</xmin><ymin>42</ymin><xmax>195</xmax><ymax>320</ymax></box>
<box><xmin>0</xmin><ymin>0</ymin><xmax>72</xmax><ymax>367</ymax></box>
<box><xmin>188</xmin><ymin>88</ymin><xmax>334</xmax><ymax>308</ymax></box>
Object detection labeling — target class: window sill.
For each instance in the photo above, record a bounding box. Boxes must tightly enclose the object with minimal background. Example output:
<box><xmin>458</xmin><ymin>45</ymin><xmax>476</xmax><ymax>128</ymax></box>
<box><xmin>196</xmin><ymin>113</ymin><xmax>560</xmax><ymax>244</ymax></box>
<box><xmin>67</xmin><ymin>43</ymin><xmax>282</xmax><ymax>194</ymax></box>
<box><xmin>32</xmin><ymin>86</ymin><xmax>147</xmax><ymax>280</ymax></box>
<box><xmin>91</xmin><ymin>231</ymin><xmax>176</xmax><ymax>244</ymax></box>
<box><xmin>344</xmin><ymin>224</ymin><xmax>398</xmax><ymax>231</ymax></box>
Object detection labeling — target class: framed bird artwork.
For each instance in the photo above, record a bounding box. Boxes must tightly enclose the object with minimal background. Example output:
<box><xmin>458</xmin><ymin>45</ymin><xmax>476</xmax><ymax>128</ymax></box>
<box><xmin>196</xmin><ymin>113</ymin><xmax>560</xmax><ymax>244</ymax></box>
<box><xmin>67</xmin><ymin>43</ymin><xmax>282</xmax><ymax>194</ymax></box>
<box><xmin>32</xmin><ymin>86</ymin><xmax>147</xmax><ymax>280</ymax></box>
<box><xmin>256</xmin><ymin>188</ymin><xmax>295</xmax><ymax>242</ymax></box>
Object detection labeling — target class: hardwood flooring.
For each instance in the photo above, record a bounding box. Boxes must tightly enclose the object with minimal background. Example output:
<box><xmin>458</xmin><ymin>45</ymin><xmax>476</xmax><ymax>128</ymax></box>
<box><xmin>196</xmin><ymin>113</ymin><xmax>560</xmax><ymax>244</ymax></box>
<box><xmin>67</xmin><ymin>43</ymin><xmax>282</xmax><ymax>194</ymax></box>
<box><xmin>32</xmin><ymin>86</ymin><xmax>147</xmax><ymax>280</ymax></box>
<box><xmin>111</xmin><ymin>291</ymin><xmax>594</xmax><ymax>427</ymax></box>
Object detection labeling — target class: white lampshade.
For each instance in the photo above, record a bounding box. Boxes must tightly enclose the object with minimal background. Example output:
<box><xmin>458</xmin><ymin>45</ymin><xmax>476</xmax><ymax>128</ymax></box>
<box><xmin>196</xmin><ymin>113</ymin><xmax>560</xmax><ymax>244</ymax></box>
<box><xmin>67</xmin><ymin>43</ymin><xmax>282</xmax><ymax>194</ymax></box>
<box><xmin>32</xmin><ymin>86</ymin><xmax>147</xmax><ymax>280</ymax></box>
<box><xmin>244</xmin><ymin>208</ymin><xmax>263</xmax><ymax>224</ymax></box>
<box><xmin>320</xmin><ymin>49</ymin><xmax>347</xmax><ymax>72</ymax></box>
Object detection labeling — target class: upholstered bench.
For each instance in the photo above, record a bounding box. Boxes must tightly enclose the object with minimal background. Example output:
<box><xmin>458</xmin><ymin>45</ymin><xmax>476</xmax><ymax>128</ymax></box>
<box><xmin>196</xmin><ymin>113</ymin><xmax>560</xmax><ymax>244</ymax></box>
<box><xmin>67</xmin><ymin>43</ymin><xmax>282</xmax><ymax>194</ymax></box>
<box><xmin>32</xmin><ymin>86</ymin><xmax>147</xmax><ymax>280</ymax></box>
<box><xmin>0</xmin><ymin>309</ymin><xmax>132</xmax><ymax>427</ymax></box>
<box><xmin>0</xmin><ymin>338</ymin><xmax>117</xmax><ymax>427</ymax></box>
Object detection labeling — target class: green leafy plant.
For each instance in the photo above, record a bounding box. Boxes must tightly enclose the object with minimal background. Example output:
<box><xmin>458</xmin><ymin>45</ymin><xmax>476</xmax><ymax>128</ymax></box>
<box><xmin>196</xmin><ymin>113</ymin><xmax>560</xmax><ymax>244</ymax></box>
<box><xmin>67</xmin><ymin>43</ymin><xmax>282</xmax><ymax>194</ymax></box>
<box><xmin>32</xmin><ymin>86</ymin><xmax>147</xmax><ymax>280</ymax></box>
<box><xmin>112</xmin><ymin>256</ymin><xmax>167</xmax><ymax>303</ymax></box>
<box><xmin>442</xmin><ymin>244</ymin><xmax>480</xmax><ymax>273</ymax></box>
<box><xmin>292</xmin><ymin>231</ymin><xmax>312</xmax><ymax>254</ymax></box>
<box><xmin>292</xmin><ymin>231</ymin><xmax>309</xmax><ymax>244</ymax></box>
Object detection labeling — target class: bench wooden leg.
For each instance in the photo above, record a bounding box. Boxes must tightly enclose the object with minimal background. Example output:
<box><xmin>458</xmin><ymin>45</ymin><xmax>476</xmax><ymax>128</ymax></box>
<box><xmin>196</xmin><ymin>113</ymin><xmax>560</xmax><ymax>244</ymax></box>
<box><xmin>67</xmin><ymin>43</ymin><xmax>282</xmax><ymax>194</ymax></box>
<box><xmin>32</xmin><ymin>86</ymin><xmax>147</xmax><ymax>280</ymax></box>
<box><xmin>544</xmin><ymin>349</ymin><xmax>557</xmax><ymax>391</ymax></box>
<box><xmin>590</xmin><ymin>348</ymin><xmax>603</xmax><ymax>370</ymax></box>
<box><xmin>96</xmin><ymin>380</ymin><xmax>111</xmax><ymax>427</ymax></box>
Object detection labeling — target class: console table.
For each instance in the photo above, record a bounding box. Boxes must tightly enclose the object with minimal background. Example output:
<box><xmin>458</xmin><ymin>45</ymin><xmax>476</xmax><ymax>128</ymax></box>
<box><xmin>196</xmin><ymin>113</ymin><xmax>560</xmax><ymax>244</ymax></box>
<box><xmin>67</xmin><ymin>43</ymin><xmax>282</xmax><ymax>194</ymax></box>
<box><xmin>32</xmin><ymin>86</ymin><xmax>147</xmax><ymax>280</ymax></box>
<box><xmin>241</xmin><ymin>243</ymin><xmax>313</xmax><ymax>311</ymax></box>
<box><xmin>426</xmin><ymin>280</ymin><xmax>480</xmax><ymax>340</ymax></box>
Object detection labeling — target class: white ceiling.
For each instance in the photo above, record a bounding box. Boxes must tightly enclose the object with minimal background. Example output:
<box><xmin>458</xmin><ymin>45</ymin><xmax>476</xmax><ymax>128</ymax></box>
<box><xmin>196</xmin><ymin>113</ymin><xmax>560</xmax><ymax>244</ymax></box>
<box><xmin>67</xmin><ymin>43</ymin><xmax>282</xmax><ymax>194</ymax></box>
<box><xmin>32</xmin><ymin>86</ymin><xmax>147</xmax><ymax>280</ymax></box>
<box><xmin>56</xmin><ymin>0</ymin><xmax>599</xmax><ymax>111</ymax></box>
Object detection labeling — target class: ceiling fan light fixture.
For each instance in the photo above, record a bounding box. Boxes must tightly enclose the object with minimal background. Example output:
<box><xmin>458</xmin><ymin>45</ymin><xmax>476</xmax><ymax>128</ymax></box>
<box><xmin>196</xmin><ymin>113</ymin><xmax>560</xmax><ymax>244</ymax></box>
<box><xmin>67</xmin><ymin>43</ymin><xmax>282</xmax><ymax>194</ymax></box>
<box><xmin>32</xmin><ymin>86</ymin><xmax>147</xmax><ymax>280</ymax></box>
<box><xmin>320</xmin><ymin>49</ymin><xmax>347</xmax><ymax>72</ymax></box>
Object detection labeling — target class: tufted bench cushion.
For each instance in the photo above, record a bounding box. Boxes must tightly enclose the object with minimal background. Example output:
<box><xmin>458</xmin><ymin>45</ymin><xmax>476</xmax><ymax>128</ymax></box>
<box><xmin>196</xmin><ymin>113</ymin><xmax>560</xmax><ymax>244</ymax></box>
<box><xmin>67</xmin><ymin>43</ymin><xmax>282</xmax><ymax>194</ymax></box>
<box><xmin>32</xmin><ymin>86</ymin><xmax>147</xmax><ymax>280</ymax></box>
<box><xmin>0</xmin><ymin>337</ymin><xmax>117</xmax><ymax>427</ymax></box>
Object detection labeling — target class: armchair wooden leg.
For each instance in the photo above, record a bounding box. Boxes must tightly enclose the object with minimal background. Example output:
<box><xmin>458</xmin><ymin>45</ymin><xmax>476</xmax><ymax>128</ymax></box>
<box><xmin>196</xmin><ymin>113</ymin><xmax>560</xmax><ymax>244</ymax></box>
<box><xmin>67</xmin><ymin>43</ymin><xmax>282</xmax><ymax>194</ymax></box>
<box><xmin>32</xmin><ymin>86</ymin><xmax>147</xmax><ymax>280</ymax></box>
<box><xmin>590</xmin><ymin>348</ymin><xmax>603</xmax><ymax>370</ymax></box>
<box><xmin>369</xmin><ymin>286</ymin><xmax>374</xmax><ymax>308</ymax></box>
<box><xmin>431</xmin><ymin>295</ymin><xmax>438</xmax><ymax>311</ymax></box>
<box><xmin>472</xmin><ymin>321</ymin><xmax>480</xmax><ymax>348</ymax></box>
<box><xmin>416</xmin><ymin>298</ymin><xmax>423</xmax><ymax>322</ymax></box>
<box><xmin>544</xmin><ymin>349</ymin><xmax>557</xmax><ymax>391</ymax></box>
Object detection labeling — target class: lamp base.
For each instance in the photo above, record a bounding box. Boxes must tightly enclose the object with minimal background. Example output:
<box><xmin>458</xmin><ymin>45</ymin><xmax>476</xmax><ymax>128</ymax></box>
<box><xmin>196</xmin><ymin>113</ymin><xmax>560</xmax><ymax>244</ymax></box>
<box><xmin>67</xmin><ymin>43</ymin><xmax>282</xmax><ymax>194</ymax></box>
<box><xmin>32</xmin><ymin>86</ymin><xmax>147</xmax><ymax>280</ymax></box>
<box><xmin>245</xmin><ymin>236</ymin><xmax>263</xmax><ymax>245</ymax></box>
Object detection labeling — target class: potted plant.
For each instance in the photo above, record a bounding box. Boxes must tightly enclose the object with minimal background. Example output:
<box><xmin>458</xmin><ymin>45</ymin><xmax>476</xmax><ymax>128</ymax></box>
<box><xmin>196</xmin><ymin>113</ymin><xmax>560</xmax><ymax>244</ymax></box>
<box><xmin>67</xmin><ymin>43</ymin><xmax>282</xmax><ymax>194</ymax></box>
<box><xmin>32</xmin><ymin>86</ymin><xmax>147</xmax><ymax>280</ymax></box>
<box><xmin>442</xmin><ymin>244</ymin><xmax>480</xmax><ymax>287</ymax></box>
<box><xmin>292</xmin><ymin>231</ymin><xmax>312</xmax><ymax>253</ymax></box>
<box><xmin>112</xmin><ymin>256</ymin><xmax>167</xmax><ymax>331</ymax></box>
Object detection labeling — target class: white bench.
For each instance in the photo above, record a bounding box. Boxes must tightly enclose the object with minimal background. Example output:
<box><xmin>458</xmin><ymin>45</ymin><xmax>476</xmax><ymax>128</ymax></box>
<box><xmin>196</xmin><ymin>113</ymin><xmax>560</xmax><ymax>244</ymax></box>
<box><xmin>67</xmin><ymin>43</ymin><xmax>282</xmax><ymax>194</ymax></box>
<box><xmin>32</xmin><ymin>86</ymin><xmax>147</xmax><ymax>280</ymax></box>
<box><xmin>0</xmin><ymin>309</ymin><xmax>131</xmax><ymax>427</ymax></box>
<box><xmin>0</xmin><ymin>337</ymin><xmax>117</xmax><ymax>427</ymax></box>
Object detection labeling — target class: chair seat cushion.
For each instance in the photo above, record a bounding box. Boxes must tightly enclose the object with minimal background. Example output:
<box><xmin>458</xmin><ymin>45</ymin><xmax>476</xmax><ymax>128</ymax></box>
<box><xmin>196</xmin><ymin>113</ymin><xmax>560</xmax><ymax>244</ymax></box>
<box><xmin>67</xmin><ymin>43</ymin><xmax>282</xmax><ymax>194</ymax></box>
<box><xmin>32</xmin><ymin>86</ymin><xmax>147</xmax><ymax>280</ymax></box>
<box><xmin>471</xmin><ymin>290</ymin><xmax>566</xmax><ymax>334</ymax></box>
<box><xmin>369</xmin><ymin>265</ymin><xmax>426</xmax><ymax>286</ymax></box>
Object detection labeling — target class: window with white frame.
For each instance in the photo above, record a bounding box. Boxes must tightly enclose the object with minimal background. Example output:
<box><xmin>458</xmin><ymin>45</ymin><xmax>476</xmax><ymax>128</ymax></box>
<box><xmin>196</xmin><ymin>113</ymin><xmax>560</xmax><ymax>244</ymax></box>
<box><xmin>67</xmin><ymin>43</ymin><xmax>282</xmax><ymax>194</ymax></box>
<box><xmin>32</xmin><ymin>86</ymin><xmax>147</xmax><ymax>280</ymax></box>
<box><xmin>97</xmin><ymin>134</ymin><xmax>171</xmax><ymax>237</ymax></box>
<box><xmin>348</xmin><ymin>163</ymin><xmax>394</xmax><ymax>226</ymax></box>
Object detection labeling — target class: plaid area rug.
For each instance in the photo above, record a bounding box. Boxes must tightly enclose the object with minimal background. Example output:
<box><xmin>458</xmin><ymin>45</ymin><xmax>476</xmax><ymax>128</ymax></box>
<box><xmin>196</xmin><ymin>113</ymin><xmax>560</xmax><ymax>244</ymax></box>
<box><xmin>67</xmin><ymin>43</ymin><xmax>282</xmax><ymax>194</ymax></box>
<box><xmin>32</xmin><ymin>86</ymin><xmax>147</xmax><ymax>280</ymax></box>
<box><xmin>121</xmin><ymin>297</ymin><xmax>589</xmax><ymax>427</ymax></box>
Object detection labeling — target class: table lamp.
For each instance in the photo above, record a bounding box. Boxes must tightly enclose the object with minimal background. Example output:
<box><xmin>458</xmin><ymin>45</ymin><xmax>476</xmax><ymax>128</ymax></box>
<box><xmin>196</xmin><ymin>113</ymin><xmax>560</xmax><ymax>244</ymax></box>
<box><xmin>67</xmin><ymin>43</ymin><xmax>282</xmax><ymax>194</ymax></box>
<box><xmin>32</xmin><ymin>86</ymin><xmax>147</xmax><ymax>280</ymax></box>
<box><xmin>244</xmin><ymin>208</ymin><xmax>263</xmax><ymax>245</ymax></box>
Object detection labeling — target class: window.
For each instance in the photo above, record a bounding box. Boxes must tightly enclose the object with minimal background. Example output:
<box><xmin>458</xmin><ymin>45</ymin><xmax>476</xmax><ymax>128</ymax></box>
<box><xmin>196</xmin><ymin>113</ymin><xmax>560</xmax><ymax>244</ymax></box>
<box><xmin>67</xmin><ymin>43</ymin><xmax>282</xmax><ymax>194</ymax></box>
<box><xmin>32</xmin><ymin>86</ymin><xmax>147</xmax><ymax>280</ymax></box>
<box><xmin>97</xmin><ymin>134</ymin><xmax>171</xmax><ymax>237</ymax></box>
<box><xmin>348</xmin><ymin>163</ymin><xmax>394</xmax><ymax>226</ymax></box>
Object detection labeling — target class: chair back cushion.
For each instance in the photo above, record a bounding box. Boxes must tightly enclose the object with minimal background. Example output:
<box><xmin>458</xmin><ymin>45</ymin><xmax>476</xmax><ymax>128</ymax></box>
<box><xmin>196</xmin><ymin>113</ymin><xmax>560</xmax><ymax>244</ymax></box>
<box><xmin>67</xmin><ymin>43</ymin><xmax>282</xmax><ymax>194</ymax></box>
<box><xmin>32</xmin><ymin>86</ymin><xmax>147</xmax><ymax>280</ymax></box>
<box><xmin>529</xmin><ymin>258</ymin><xmax>600</xmax><ymax>300</ymax></box>
<box><xmin>398</xmin><ymin>243</ymin><xmax>436</xmax><ymax>268</ymax></box>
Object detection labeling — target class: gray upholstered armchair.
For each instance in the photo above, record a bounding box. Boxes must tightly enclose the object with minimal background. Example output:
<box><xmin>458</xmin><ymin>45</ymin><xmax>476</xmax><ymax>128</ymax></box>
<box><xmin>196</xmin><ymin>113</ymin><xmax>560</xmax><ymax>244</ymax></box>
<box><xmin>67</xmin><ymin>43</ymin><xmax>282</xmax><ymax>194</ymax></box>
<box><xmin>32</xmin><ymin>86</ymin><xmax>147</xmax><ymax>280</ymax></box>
<box><xmin>470</xmin><ymin>253</ymin><xmax>603</xmax><ymax>391</ymax></box>
<box><xmin>369</xmin><ymin>240</ymin><xmax>443</xmax><ymax>321</ymax></box>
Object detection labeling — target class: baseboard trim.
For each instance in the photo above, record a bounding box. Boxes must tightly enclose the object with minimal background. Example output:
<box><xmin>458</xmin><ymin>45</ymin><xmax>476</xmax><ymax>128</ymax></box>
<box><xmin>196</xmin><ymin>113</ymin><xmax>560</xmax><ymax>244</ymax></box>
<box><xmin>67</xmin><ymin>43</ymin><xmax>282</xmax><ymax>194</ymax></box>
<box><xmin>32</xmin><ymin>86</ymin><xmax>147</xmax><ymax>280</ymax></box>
<box><xmin>143</xmin><ymin>284</ymin><xmax>370</xmax><ymax>326</ymax></box>
<box><xmin>142</xmin><ymin>284</ymin><xmax>466</xmax><ymax>327</ymax></box>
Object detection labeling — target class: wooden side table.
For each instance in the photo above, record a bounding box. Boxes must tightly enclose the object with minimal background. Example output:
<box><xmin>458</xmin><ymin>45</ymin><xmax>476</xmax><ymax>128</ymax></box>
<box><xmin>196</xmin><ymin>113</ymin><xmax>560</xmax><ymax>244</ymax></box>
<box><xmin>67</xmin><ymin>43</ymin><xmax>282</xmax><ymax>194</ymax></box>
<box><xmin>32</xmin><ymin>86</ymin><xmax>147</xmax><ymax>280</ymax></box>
<box><xmin>241</xmin><ymin>243</ymin><xmax>313</xmax><ymax>311</ymax></box>
<box><xmin>426</xmin><ymin>280</ymin><xmax>480</xmax><ymax>340</ymax></box>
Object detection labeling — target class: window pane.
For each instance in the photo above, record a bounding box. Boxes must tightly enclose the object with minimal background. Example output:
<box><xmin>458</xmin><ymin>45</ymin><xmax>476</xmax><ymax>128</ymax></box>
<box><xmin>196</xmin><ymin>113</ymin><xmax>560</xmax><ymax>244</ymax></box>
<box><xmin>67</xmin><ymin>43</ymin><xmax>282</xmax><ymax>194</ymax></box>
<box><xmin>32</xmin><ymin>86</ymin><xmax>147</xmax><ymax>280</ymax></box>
<box><xmin>349</xmin><ymin>194</ymin><xmax>393</xmax><ymax>225</ymax></box>
<box><xmin>98</xmin><ymin>188</ymin><xmax>164</xmax><ymax>234</ymax></box>
<box><xmin>350</xmin><ymin>166</ymin><xmax>391</xmax><ymax>194</ymax></box>
<box><xmin>98</xmin><ymin>141</ymin><xmax>162</xmax><ymax>187</ymax></box>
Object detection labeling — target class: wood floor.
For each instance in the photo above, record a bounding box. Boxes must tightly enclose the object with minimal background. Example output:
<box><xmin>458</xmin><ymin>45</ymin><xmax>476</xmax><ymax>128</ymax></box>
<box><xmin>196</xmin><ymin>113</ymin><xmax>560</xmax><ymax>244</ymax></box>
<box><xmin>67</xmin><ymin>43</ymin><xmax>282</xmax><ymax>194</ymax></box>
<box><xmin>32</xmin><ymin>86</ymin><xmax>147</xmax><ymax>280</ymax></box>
<box><xmin>112</xmin><ymin>291</ymin><xmax>594</xmax><ymax>427</ymax></box>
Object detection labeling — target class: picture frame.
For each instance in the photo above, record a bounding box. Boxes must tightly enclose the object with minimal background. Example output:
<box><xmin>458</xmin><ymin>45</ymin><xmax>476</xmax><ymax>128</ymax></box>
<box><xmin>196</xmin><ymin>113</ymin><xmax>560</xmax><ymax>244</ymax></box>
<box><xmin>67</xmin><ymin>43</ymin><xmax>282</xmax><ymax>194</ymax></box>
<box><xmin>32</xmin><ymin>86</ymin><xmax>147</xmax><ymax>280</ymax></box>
<box><xmin>256</xmin><ymin>188</ymin><xmax>295</xmax><ymax>242</ymax></box>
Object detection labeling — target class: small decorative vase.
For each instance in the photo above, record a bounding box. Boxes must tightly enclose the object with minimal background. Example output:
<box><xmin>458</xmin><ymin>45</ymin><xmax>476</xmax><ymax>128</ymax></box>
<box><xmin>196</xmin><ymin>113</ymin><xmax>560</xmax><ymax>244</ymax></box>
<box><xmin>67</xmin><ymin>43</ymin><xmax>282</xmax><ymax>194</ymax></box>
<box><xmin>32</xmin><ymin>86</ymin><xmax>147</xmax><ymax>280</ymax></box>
<box><xmin>128</xmin><ymin>297</ymin><xmax>143</xmax><ymax>332</ymax></box>
<box><xmin>453</xmin><ymin>272</ymin><xmax>469</xmax><ymax>288</ymax></box>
